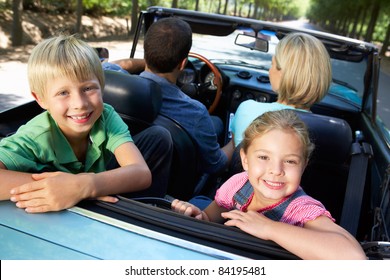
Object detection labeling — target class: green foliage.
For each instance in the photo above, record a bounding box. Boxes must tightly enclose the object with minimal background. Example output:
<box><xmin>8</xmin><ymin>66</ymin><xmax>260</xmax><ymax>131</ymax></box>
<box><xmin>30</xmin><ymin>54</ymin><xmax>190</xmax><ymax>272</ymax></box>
<box><xmin>2</xmin><ymin>0</ymin><xmax>388</xmax><ymax>45</ymax></box>
<box><xmin>0</xmin><ymin>0</ymin><xmax>10</xmax><ymax>11</ymax></box>
<box><xmin>374</xmin><ymin>13</ymin><xmax>389</xmax><ymax>42</ymax></box>
<box><xmin>83</xmin><ymin>0</ymin><xmax>132</xmax><ymax>16</ymax></box>
<box><xmin>307</xmin><ymin>0</ymin><xmax>389</xmax><ymax>43</ymax></box>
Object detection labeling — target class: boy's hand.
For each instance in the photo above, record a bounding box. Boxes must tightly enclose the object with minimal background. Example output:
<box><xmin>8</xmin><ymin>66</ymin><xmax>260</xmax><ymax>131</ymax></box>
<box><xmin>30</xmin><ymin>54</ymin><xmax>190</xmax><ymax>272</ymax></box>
<box><xmin>10</xmin><ymin>172</ymin><xmax>93</xmax><ymax>213</ymax></box>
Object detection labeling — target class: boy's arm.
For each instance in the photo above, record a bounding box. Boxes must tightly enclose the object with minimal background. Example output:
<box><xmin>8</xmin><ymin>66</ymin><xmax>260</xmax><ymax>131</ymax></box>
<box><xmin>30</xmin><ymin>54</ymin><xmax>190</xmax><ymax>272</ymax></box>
<box><xmin>0</xmin><ymin>162</ymin><xmax>35</xmax><ymax>200</ymax></box>
<box><xmin>89</xmin><ymin>141</ymin><xmax>152</xmax><ymax>197</ymax></box>
<box><xmin>7</xmin><ymin>142</ymin><xmax>152</xmax><ymax>213</ymax></box>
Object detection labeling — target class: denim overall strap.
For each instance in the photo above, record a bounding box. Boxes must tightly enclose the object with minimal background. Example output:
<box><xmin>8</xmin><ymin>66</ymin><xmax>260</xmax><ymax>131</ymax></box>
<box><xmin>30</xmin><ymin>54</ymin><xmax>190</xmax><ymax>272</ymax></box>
<box><xmin>233</xmin><ymin>180</ymin><xmax>253</xmax><ymax>209</ymax></box>
<box><xmin>263</xmin><ymin>188</ymin><xmax>306</xmax><ymax>221</ymax></box>
<box><xmin>233</xmin><ymin>180</ymin><xmax>306</xmax><ymax>221</ymax></box>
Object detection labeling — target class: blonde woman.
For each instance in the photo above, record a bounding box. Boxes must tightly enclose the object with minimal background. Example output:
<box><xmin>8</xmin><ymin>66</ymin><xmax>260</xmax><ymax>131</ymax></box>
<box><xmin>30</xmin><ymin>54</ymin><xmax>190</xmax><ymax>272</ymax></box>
<box><xmin>231</xmin><ymin>32</ymin><xmax>332</xmax><ymax>147</ymax></box>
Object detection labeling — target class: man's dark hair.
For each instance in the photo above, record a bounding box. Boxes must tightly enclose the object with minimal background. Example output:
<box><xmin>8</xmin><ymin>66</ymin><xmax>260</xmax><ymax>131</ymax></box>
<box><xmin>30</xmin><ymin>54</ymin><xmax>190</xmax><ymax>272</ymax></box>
<box><xmin>144</xmin><ymin>17</ymin><xmax>192</xmax><ymax>73</ymax></box>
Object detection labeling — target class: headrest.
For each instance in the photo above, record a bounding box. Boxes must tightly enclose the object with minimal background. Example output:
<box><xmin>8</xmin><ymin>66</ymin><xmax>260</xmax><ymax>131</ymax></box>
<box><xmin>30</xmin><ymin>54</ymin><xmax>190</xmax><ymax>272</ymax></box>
<box><xmin>295</xmin><ymin>111</ymin><xmax>353</xmax><ymax>164</ymax></box>
<box><xmin>103</xmin><ymin>70</ymin><xmax>162</xmax><ymax>123</ymax></box>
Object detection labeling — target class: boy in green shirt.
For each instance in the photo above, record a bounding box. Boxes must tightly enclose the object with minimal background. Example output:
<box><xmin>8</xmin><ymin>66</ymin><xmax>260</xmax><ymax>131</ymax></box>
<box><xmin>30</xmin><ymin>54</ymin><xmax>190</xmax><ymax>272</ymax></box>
<box><xmin>0</xmin><ymin>34</ymin><xmax>172</xmax><ymax>213</ymax></box>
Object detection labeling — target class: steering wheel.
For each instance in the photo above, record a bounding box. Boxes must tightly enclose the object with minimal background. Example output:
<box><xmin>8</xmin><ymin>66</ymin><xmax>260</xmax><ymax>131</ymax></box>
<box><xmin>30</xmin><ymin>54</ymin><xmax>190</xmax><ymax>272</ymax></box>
<box><xmin>188</xmin><ymin>52</ymin><xmax>223</xmax><ymax>114</ymax></box>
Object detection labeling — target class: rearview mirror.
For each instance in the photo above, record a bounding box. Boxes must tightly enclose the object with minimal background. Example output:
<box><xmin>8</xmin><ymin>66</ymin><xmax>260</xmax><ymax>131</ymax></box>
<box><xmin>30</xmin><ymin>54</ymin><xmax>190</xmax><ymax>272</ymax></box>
<box><xmin>235</xmin><ymin>34</ymin><xmax>268</xmax><ymax>52</ymax></box>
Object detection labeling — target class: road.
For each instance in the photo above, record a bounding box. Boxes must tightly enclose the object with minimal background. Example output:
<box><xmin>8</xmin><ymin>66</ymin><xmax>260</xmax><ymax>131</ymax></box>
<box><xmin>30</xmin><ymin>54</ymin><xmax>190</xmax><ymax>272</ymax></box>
<box><xmin>0</xmin><ymin>39</ymin><xmax>136</xmax><ymax>112</ymax></box>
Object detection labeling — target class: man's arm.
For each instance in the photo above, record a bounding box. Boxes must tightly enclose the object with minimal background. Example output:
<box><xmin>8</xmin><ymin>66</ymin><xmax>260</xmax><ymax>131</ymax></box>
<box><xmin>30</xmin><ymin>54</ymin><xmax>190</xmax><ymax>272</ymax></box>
<box><xmin>221</xmin><ymin>139</ymin><xmax>234</xmax><ymax>165</ymax></box>
<box><xmin>110</xmin><ymin>58</ymin><xmax>146</xmax><ymax>74</ymax></box>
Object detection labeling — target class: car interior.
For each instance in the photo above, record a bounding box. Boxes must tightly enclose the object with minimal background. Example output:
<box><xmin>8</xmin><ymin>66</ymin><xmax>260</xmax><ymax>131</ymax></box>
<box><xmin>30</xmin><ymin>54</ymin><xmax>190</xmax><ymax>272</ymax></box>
<box><xmin>0</xmin><ymin>58</ymin><xmax>373</xmax><ymax>247</ymax></box>
<box><xmin>1</xmin><ymin>7</ymin><xmax>388</xmax><ymax>259</ymax></box>
<box><xmin>100</xmin><ymin>68</ymin><xmax>372</xmax><ymax>240</ymax></box>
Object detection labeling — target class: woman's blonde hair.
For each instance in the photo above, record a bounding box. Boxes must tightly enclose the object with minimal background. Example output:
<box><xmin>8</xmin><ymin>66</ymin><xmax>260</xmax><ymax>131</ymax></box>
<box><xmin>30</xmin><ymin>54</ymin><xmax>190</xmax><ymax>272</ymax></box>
<box><xmin>274</xmin><ymin>32</ymin><xmax>331</xmax><ymax>109</ymax></box>
<box><xmin>241</xmin><ymin>110</ymin><xmax>314</xmax><ymax>161</ymax></box>
<box><xmin>27</xmin><ymin>33</ymin><xmax>104</xmax><ymax>97</ymax></box>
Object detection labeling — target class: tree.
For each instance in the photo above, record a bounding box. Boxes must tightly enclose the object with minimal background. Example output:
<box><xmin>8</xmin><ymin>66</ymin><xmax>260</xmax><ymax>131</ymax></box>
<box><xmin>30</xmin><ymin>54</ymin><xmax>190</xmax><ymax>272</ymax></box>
<box><xmin>216</xmin><ymin>0</ymin><xmax>222</xmax><ymax>14</ymax></box>
<box><xmin>75</xmin><ymin>0</ymin><xmax>83</xmax><ymax>33</ymax></box>
<box><xmin>195</xmin><ymin>0</ymin><xmax>200</xmax><ymax>11</ymax></box>
<box><xmin>380</xmin><ymin>23</ymin><xmax>390</xmax><ymax>57</ymax></box>
<box><xmin>223</xmin><ymin>0</ymin><xmax>228</xmax><ymax>15</ymax></box>
<box><xmin>349</xmin><ymin>5</ymin><xmax>361</xmax><ymax>38</ymax></box>
<box><xmin>12</xmin><ymin>0</ymin><xmax>23</xmax><ymax>47</ymax></box>
<box><xmin>130</xmin><ymin>0</ymin><xmax>139</xmax><ymax>36</ymax></box>
<box><xmin>365</xmin><ymin>0</ymin><xmax>381</xmax><ymax>42</ymax></box>
<box><xmin>172</xmin><ymin>0</ymin><xmax>178</xmax><ymax>8</ymax></box>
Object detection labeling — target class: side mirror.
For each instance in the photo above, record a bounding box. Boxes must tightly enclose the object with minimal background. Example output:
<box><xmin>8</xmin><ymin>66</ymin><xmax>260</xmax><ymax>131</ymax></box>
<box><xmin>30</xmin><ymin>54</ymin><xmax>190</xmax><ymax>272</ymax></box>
<box><xmin>235</xmin><ymin>34</ymin><xmax>269</xmax><ymax>52</ymax></box>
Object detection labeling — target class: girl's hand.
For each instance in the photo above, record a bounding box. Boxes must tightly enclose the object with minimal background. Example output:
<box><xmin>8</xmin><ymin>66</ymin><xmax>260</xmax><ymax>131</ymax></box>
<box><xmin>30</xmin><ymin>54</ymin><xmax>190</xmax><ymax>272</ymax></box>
<box><xmin>96</xmin><ymin>196</ymin><xmax>119</xmax><ymax>203</ymax></box>
<box><xmin>171</xmin><ymin>199</ymin><xmax>208</xmax><ymax>220</ymax></box>
<box><xmin>222</xmin><ymin>210</ymin><xmax>273</xmax><ymax>240</ymax></box>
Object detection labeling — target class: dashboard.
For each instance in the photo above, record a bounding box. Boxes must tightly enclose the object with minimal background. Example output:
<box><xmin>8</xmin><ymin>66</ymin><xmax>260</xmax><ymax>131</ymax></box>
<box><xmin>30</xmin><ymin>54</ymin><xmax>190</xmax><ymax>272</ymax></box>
<box><xmin>177</xmin><ymin>59</ymin><xmax>277</xmax><ymax>143</ymax></box>
<box><xmin>178</xmin><ymin>60</ymin><xmax>277</xmax><ymax>113</ymax></box>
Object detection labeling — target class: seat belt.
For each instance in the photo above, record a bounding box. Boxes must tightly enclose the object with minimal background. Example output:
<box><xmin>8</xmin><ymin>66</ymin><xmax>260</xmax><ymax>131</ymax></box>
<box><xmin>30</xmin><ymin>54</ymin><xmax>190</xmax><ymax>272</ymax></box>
<box><xmin>340</xmin><ymin>141</ymin><xmax>373</xmax><ymax>236</ymax></box>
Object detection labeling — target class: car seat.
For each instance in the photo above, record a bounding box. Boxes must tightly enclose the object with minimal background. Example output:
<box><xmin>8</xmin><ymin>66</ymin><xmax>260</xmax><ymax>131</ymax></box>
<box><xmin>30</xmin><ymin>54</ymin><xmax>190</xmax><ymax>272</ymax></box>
<box><xmin>103</xmin><ymin>70</ymin><xmax>162</xmax><ymax>135</ymax></box>
<box><xmin>295</xmin><ymin>110</ymin><xmax>353</xmax><ymax>222</ymax></box>
<box><xmin>103</xmin><ymin>70</ymin><xmax>200</xmax><ymax>201</ymax></box>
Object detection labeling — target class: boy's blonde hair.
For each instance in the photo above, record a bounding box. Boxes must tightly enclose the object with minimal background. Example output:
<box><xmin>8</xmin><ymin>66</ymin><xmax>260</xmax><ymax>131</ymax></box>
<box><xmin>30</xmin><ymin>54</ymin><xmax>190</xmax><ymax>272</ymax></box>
<box><xmin>27</xmin><ymin>34</ymin><xmax>104</xmax><ymax>98</ymax></box>
<box><xmin>275</xmin><ymin>32</ymin><xmax>331</xmax><ymax>109</ymax></box>
<box><xmin>241</xmin><ymin>110</ymin><xmax>314</xmax><ymax>161</ymax></box>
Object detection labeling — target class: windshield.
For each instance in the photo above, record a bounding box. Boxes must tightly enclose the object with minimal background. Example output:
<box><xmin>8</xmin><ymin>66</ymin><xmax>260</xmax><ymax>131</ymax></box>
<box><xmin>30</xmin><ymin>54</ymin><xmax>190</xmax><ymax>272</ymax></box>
<box><xmin>330</xmin><ymin>58</ymin><xmax>366</xmax><ymax>104</ymax></box>
<box><xmin>132</xmin><ymin>23</ymin><xmax>368</xmax><ymax>108</ymax></box>
<box><xmin>190</xmin><ymin>30</ymin><xmax>366</xmax><ymax>107</ymax></box>
<box><xmin>191</xmin><ymin>31</ymin><xmax>275</xmax><ymax>69</ymax></box>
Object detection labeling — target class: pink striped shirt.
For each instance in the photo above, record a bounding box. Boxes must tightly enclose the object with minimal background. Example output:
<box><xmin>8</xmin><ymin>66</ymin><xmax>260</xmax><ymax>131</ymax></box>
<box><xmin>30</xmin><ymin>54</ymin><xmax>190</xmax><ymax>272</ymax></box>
<box><xmin>215</xmin><ymin>172</ymin><xmax>334</xmax><ymax>227</ymax></box>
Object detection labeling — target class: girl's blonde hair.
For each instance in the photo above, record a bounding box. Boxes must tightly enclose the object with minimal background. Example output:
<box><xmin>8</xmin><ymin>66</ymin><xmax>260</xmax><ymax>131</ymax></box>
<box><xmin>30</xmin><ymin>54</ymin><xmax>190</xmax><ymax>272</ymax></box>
<box><xmin>27</xmin><ymin>34</ymin><xmax>104</xmax><ymax>97</ymax></box>
<box><xmin>275</xmin><ymin>32</ymin><xmax>331</xmax><ymax>109</ymax></box>
<box><xmin>241</xmin><ymin>110</ymin><xmax>314</xmax><ymax>161</ymax></box>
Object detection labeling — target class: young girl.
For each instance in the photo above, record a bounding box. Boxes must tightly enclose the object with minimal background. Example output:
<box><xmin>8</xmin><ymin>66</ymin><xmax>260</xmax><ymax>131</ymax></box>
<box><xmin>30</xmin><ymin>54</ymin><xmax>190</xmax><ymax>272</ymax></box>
<box><xmin>172</xmin><ymin>110</ymin><xmax>366</xmax><ymax>260</ymax></box>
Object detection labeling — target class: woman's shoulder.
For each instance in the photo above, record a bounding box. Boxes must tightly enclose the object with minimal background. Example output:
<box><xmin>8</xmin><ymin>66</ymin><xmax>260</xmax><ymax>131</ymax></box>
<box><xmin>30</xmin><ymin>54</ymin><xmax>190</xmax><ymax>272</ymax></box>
<box><xmin>236</xmin><ymin>100</ymin><xmax>286</xmax><ymax>115</ymax></box>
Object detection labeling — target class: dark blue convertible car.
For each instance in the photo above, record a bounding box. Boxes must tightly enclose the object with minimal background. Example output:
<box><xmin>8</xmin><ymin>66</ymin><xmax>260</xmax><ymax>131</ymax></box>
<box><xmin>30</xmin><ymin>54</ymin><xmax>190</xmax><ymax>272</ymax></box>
<box><xmin>0</xmin><ymin>6</ymin><xmax>389</xmax><ymax>260</ymax></box>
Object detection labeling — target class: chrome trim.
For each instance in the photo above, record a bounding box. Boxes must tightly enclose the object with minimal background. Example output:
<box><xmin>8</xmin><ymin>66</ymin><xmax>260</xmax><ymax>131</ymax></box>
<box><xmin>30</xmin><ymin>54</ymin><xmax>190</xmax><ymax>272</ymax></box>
<box><xmin>69</xmin><ymin>206</ymin><xmax>249</xmax><ymax>260</ymax></box>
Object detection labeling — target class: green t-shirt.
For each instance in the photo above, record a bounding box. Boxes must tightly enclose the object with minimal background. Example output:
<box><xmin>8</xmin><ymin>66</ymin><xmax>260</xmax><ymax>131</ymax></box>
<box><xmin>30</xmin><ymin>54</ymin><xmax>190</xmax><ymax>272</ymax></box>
<box><xmin>0</xmin><ymin>103</ymin><xmax>132</xmax><ymax>173</ymax></box>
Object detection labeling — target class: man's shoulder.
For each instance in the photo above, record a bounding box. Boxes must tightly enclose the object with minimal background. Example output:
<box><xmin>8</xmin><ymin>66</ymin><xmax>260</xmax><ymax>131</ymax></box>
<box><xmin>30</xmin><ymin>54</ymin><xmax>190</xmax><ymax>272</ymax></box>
<box><xmin>161</xmin><ymin>90</ymin><xmax>209</xmax><ymax>115</ymax></box>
